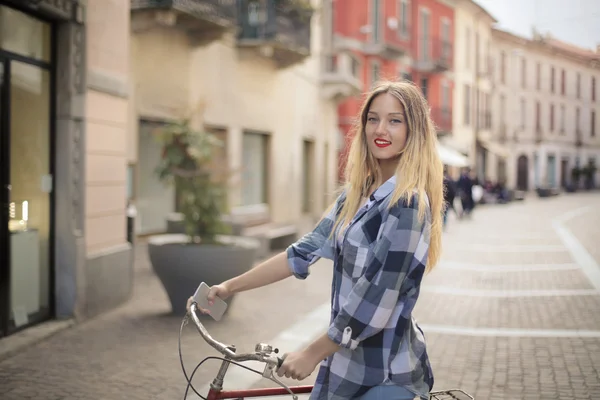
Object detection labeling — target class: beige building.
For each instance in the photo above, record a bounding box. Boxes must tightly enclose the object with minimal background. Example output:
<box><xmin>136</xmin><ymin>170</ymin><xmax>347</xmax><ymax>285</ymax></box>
<box><xmin>449</xmin><ymin>0</ymin><xmax>499</xmax><ymax>180</ymax></box>
<box><xmin>0</xmin><ymin>0</ymin><xmax>133</xmax><ymax>340</ymax></box>
<box><xmin>490</xmin><ymin>28</ymin><xmax>600</xmax><ymax>191</ymax></box>
<box><xmin>0</xmin><ymin>0</ymin><xmax>342</xmax><ymax>341</ymax></box>
<box><xmin>130</xmin><ymin>0</ymin><xmax>341</xmax><ymax>241</ymax></box>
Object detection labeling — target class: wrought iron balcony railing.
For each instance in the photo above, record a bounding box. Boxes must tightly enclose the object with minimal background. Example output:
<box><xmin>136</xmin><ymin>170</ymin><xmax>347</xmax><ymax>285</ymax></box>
<box><xmin>237</xmin><ymin>0</ymin><xmax>312</xmax><ymax>68</ymax></box>
<box><xmin>130</xmin><ymin>0</ymin><xmax>237</xmax><ymax>44</ymax></box>
<box><xmin>414</xmin><ymin>37</ymin><xmax>453</xmax><ymax>73</ymax></box>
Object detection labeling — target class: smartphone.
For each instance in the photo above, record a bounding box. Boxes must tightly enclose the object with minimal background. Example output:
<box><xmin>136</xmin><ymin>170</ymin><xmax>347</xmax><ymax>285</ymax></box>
<box><xmin>192</xmin><ymin>282</ymin><xmax>228</xmax><ymax>321</ymax></box>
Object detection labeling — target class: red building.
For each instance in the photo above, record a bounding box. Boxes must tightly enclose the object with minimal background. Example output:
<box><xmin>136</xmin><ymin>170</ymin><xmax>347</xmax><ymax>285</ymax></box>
<box><xmin>331</xmin><ymin>0</ymin><xmax>455</xmax><ymax>180</ymax></box>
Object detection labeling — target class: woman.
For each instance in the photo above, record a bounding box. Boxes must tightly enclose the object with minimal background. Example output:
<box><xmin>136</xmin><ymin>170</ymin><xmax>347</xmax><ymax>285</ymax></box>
<box><xmin>188</xmin><ymin>80</ymin><xmax>444</xmax><ymax>400</ymax></box>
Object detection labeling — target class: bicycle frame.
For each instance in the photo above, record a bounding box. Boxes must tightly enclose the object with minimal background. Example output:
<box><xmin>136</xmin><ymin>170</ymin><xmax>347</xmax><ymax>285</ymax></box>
<box><xmin>207</xmin><ymin>385</ymin><xmax>313</xmax><ymax>399</ymax></box>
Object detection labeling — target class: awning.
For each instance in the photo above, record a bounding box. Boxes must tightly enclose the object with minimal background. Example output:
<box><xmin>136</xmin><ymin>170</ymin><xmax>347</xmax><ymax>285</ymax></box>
<box><xmin>479</xmin><ymin>139</ymin><xmax>510</xmax><ymax>158</ymax></box>
<box><xmin>437</xmin><ymin>143</ymin><xmax>469</xmax><ymax>167</ymax></box>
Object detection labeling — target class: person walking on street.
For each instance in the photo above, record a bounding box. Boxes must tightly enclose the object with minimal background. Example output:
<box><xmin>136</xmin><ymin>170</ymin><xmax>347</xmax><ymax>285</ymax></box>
<box><xmin>457</xmin><ymin>168</ymin><xmax>475</xmax><ymax>218</ymax></box>
<box><xmin>188</xmin><ymin>80</ymin><xmax>445</xmax><ymax>400</ymax></box>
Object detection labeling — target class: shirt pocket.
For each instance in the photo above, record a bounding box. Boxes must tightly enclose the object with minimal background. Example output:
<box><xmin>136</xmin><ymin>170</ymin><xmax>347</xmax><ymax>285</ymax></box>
<box><xmin>340</xmin><ymin>241</ymin><xmax>370</xmax><ymax>280</ymax></box>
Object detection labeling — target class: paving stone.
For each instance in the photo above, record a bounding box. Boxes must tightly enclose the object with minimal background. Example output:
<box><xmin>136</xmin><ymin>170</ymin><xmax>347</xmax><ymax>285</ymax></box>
<box><xmin>0</xmin><ymin>192</ymin><xmax>599</xmax><ymax>399</ymax></box>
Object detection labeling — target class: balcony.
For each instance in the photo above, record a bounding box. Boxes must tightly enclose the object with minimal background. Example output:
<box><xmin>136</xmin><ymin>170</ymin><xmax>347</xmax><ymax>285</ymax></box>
<box><xmin>130</xmin><ymin>0</ymin><xmax>237</xmax><ymax>45</ymax></box>
<box><xmin>237</xmin><ymin>0</ymin><xmax>312</xmax><ymax>69</ymax></box>
<box><xmin>430</xmin><ymin>107</ymin><xmax>452</xmax><ymax>136</ymax></box>
<box><xmin>320</xmin><ymin>53</ymin><xmax>363</xmax><ymax>102</ymax></box>
<box><xmin>414</xmin><ymin>37</ymin><xmax>452</xmax><ymax>73</ymax></box>
<box><xmin>361</xmin><ymin>38</ymin><xmax>407</xmax><ymax>59</ymax></box>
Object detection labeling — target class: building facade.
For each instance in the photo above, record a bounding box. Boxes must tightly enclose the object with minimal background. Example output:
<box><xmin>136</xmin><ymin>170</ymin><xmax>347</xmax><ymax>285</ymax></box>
<box><xmin>449</xmin><ymin>0</ymin><xmax>497</xmax><ymax>180</ymax></box>
<box><xmin>409</xmin><ymin>0</ymin><xmax>454</xmax><ymax>137</ymax></box>
<box><xmin>331</xmin><ymin>0</ymin><xmax>458</xmax><ymax>180</ymax></box>
<box><xmin>130</xmin><ymin>0</ymin><xmax>341</xmax><ymax>236</ymax></box>
<box><xmin>0</xmin><ymin>0</ymin><xmax>133</xmax><ymax>339</ymax></box>
<box><xmin>491</xmin><ymin>28</ymin><xmax>600</xmax><ymax>191</ymax></box>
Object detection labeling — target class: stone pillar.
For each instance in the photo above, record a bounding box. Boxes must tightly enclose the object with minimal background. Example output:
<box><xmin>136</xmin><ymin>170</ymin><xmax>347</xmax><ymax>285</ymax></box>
<box><xmin>53</xmin><ymin>1</ymin><xmax>87</xmax><ymax>319</ymax></box>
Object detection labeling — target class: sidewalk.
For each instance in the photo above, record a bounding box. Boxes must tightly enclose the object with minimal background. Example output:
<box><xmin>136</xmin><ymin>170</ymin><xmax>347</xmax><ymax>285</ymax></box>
<box><xmin>1</xmin><ymin>192</ymin><xmax>599</xmax><ymax>400</ymax></box>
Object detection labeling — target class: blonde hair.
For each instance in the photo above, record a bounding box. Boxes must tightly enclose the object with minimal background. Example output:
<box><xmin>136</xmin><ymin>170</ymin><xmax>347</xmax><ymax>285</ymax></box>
<box><xmin>334</xmin><ymin>80</ymin><xmax>444</xmax><ymax>273</ymax></box>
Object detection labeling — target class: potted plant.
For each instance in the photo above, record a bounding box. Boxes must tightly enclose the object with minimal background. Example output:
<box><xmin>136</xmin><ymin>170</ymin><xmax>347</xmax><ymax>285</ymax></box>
<box><xmin>147</xmin><ymin>118</ymin><xmax>260</xmax><ymax>316</ymax></box>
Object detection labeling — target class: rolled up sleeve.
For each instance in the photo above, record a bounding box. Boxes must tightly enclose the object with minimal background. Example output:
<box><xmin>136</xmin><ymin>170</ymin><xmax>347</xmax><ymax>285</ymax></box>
<box><xmin>286</xmin><ymin>193</ymin><xmax>345</xmax><ymax>279</ymax></box>
<box><xmin>327</xmin><ymin>202</ymin><xmax>428</xmax><ymax>349</ymax></box>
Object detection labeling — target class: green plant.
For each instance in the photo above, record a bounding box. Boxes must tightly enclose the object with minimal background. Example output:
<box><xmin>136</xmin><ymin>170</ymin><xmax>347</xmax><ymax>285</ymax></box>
<box><xmin>154</xmin><ymin>118</ymin><xmax>230</xmax><ymax>244</ymax></box>
<box><xmin>274</xmin><ymin>0</ymin><xmax>316</xmax><ymax>16</ymax></box>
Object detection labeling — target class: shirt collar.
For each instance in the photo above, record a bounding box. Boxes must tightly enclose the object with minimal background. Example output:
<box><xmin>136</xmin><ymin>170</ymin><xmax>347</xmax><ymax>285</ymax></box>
<box><xmin>369</xmin><ymin>175</ymin><xmax>397</xmax><ymax>202</ymax></box>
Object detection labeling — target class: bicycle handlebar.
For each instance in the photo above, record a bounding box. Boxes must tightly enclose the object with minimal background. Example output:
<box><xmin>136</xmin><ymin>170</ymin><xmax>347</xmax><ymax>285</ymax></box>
<box><xmin>189</xmin><ymin>302</ymin><xmax>284</xmax><ymax>367</ymax></box>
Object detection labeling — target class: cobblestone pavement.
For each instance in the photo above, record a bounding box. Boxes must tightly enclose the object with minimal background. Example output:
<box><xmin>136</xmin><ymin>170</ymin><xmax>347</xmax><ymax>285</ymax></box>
<box><xmin>1</xmin><ymin>192</ymin><xmax>599</xmax><ymax>400</ymax></box>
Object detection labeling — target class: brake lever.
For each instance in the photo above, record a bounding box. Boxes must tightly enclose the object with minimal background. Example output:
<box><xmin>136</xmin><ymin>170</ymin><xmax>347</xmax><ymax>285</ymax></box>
<box><xmin>267</xmin><ymin>370</ymin><xmax>298</xmax><ymax>400</ymax></box>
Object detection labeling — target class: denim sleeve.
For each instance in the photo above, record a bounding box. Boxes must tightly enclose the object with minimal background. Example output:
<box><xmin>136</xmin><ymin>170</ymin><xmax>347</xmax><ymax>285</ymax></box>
<box><xmin>286</xmin><ymin>192</ymin><xmax>345</xmax><ymax>279</ymax></box>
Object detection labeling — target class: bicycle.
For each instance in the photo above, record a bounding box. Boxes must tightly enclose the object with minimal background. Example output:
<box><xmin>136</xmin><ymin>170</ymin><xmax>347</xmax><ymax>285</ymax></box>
<box><xmin>180</xmin><ymin>302</ymin><xmax>474</xmax><ymax>400</ymax></box>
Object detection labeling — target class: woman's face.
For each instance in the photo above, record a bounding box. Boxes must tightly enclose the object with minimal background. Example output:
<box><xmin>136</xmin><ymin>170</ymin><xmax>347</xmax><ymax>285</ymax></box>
<box><xmin>365</xmin><ymin>93</ymin><xmax>408</xmax><ymax>161</ymax></box>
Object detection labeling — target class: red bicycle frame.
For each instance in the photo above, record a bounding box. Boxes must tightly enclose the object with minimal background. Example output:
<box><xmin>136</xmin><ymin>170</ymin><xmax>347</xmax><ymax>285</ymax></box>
<box><xmin>207</xmin><ymin>385</ymin><xmax>313</xmax><ymax>399</ymax></box>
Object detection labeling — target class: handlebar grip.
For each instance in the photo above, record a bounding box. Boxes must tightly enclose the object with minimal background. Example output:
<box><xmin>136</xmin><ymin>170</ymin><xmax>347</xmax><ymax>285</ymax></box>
<box><xmin>277</xmin><ymin>354</ymin><xmax>286</xmax><ymax>369</ymax></box>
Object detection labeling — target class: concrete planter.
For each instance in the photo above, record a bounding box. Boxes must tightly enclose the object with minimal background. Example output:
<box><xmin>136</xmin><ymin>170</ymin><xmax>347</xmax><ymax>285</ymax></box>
<box><xmin>147</xmin><ymin>233</ymin><xmax>260</xmax><ymax>316</ymax></box>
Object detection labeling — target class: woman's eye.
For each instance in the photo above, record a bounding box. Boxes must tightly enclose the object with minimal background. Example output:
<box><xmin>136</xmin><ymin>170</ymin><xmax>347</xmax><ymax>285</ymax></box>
<box><xmin>367</xmin><ymin>117</ymin><xmax>378</xmax><ymax>122</ymax></box>
<box><xmin>391</xmin><ymin>119</ymin><xmax>402</xmax><ymax>124</ymax></box>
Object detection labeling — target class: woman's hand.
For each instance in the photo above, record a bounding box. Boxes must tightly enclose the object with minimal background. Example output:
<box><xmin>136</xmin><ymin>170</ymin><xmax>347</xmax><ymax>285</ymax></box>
<box><xmin>186</xmin><ymin>283</ymin><xmax>233</xmax><ymax>315</ymax></box>
<box><xmin>276</xmin><ymin>350</ymin><xmax>320</xmax><ymax>381</ymax></box>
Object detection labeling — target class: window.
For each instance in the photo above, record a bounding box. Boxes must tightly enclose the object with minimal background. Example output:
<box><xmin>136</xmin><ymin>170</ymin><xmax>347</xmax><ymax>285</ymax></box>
<box><xmin>535</xmin><ymin>101</ymin><xmax>541</xmax><ymax>130</ymax></box>
<box><xmin>421</xmin><ymin>78</ymin><xmax>428</xmax><ymax>100</ymax></box>
<box><xmin>475</xmin><ymin>32</ymin><xmax>480</xmax><ymax>73</ymax></box>
<box><xmin>350</xmin><ymin>55</ymin><xmax>360</xmax><ymax>78</ymax></box>
<box><xmin>521</xmin><ymin>57</ymin><xmax>526</xmax><ymax>89</ymax></box>
<box><xmin>520</xmin><ymin>98</ymin><xmax>526</xmax><ymax>128</ymax></box>
<box><xmin>536</xmin><ymin>62</ymin><xmax>541</xmax><ymax>90</ymax></box>
<box><xmin>241</xmin><ymin>132</ymin><xmax>269</xmax><ymax>206</ymax></box>
<box><xmin>561</xmin><ymin>69</ymin><xmax>566</xmax><ymax>95</ymax></box>
<box><xmin>550</xmin><ymin>104</ymin><xmax>555</xmax><ymax>132</ymax></box>
<box><xmin>593</xmin><ymin>77</ymin><xmax>596</xmax><ymax>102</ymax></box>
<box><xmin>126</xmin><ymin>164</ymin><xmax>136</xmax><ymax>201</ymax></box>
<box><xmin>551</xmin><ymin>67</ymin><xmax>555</xmax><ymax>93</ymax></box>
<box><xmin>577</xmin><ymin>73</ymin><xmax>581</xmax><ymax>99</ymax></box>
<box><xmin>441</xmin><ymin>82</ymin><xmax>450</xmax><ymax>111</ymax></box>
<box><xmin>371</xmin><ymin>60</ymin><xmax>380</xmax><ymax>87</ymax></box>
<box><xmin>592</xmin><ymin>111</ymin><xmax>596</xmax><ymax>137</ymax></box>
<box><xmin>399</xmin><ymin>0</ymin><xmax>410</xmax><ymax>37</ymax></box>
<box><xmin>464</xmin><ymin>84</ymin><xmax>471</xmax><ymax>125</ymax></box>
<box><xmin>420</xmin><ymin>8</ymin><xmax>430</xmax><ymax>61</ymax></box>
<box><xmin>465</xmin><ymin>28</ymin><xmax>470</xmax><ymax>69</ymax></box>
<box><xmin>576</xmin><ymin>107</ymin><xmax>580</xmax><ymax>131</ymax></box>
<box><xmin>441</xmin><ymin>19</ymin><xmax>450</xmax><ymax>44</ymax></box>
<box><xmin>500</xmin><ymin>51</ymin><xmax>506</xmax><ymax>84</ymax></box>
<box><xmin>500</xmin><ymin>94</ymin><xmax>506</xmax><ymax>123</ymax></box>
<box><xmin>372</xmin><ymin>0</ymin><xmax>381</xmax><ymax>42</ymax></box>
<box><xmin>441</xmin><ymin>19</ymin><xmax>451</xmax><ymax>60</ymax></box>
<box><xmin>302</xmin><ymin>140</ymin><xmax>315</xmax><ymax>213</ymax></box>
<box><xmin>560</xmin><ymin>105</ymin><xmax>565</xmax><ymax>133</ymax></box>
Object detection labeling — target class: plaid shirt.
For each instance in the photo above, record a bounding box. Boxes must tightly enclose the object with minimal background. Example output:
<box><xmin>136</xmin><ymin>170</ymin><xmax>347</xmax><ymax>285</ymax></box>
<box><xmin>287</xmin><ymin>176</ymin><xmax>433</xmax><ymax>400</ymax></box>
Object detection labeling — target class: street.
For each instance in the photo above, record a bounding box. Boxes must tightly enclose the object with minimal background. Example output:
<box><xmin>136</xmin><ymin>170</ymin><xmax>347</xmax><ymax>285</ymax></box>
<box><xmin>1</xmin><ymin>192</ymin><xmax>600</xmax><ymax>400</ymax></box>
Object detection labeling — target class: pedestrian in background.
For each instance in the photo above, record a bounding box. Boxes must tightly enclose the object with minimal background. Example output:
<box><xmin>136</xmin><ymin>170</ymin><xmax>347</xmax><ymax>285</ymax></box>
<box><xmin>188</xmin><ymin>80</ymin><xmax>444</xmax><ymax>400</ymax></box>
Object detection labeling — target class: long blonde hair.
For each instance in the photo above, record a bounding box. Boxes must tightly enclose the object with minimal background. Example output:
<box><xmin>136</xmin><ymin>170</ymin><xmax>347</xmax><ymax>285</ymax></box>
<box><xmin>334</xmin><ymin>80</ymin><xmax>444</xmax><ymax>273</ymax></box>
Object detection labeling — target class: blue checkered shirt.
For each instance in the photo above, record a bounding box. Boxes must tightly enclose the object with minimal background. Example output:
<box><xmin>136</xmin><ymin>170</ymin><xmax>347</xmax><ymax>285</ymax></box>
<box><xmin>286</xmin><ymin>176</ymin><xmax>434</xmax><ymax>400</ymax></box>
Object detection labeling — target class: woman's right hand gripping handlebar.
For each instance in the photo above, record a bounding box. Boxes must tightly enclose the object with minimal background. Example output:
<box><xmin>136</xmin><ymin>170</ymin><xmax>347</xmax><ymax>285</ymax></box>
<box><xmin>186</xmin><ymin>283</ymin><xmax>232</xmax><ymax>315</ymax></box>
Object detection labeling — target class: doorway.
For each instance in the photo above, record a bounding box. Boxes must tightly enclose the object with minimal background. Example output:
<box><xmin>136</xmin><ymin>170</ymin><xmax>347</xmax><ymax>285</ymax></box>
<box><xmin>0</xmin><ymin>5</ymin><xmax>54</xmax><ymax>337</ymax></box>
<box><xmin>516</xmin><ymin>155</ymin><xmax>529</xmax><ymax>191</ymax></box>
